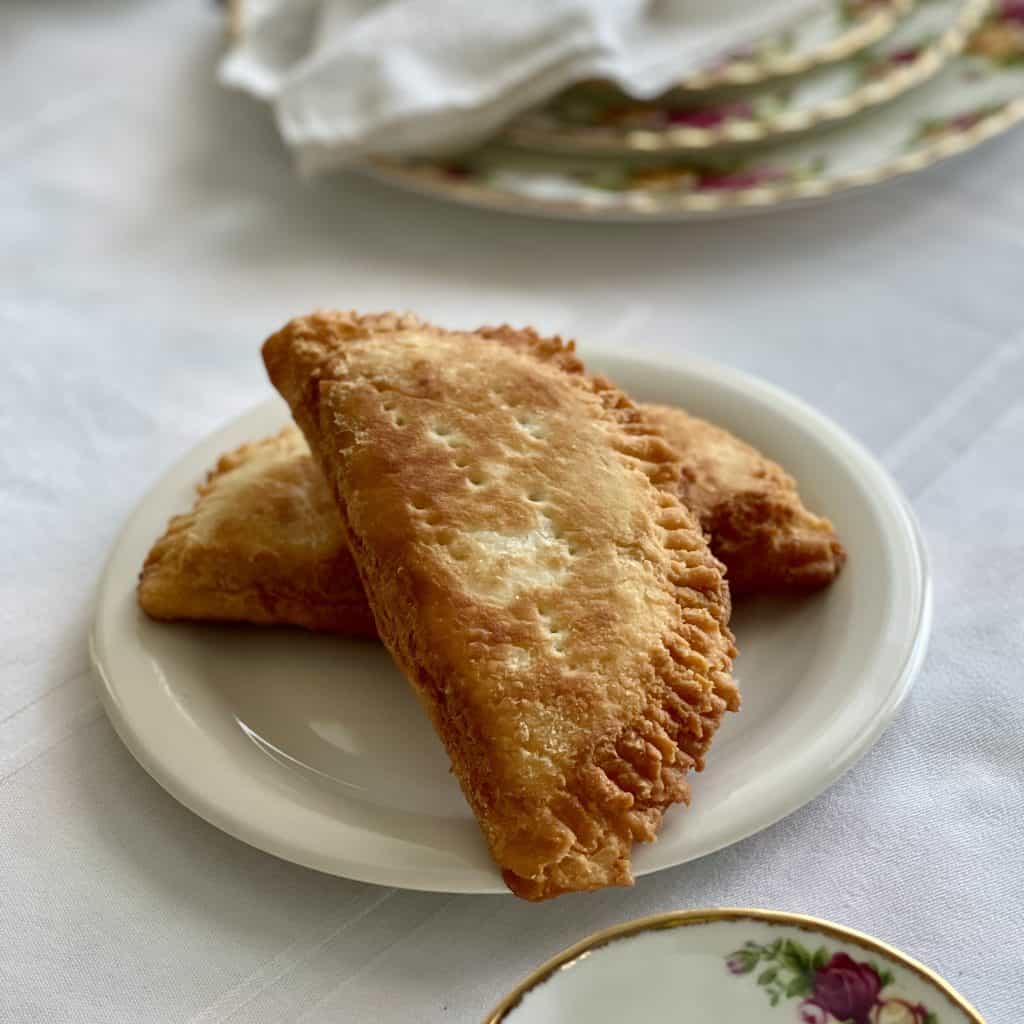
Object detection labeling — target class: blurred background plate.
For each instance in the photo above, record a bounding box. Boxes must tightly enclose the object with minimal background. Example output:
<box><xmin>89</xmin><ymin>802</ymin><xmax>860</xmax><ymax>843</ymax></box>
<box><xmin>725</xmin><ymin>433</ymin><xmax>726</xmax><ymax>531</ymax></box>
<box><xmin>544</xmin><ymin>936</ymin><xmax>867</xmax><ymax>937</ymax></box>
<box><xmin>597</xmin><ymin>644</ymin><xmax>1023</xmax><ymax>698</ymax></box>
<box><xmin>501</xmin><ymin>0</ymin><xmax>986</xmax><ymax>156</ymax></box>
<box><xmin>365</xmin><ymin>14</ymin><xmax>1024</xmax><ymax>223</ymax></box>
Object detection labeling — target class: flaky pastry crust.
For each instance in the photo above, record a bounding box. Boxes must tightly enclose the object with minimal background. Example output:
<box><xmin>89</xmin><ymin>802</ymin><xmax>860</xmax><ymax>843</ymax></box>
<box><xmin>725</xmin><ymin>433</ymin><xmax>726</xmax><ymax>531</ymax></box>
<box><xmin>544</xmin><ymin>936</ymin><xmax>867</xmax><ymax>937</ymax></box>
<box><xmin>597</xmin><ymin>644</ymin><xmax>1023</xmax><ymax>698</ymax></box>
<box><xmin>263</xmin><ymin>311</ymin><xmax>738</xmax><ymax>899</ymax></box>
<box><xmin>137</xmin><ymin>402</ymin><xmax>845</xmax><ymax>638</ymax></box>
<box><xmin>138</xmin><ymin>427</ymin><xmax>375</xmax><ymax>636</ymax></box>
<box><xmin>645</xmin><ymin>405</ymin><xmax>846</xmax><ymax>595</ymax></box>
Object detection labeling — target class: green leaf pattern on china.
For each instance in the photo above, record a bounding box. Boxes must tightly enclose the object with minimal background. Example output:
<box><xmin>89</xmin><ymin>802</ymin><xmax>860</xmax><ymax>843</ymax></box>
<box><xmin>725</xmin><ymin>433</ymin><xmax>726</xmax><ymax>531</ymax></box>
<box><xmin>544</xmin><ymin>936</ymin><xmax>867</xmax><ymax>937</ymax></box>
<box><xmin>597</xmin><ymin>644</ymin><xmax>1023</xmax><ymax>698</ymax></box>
<box><xmin>724</xmin><ymin>938</ymin><xmax>940</xmax><ymax>1021</ymax></box>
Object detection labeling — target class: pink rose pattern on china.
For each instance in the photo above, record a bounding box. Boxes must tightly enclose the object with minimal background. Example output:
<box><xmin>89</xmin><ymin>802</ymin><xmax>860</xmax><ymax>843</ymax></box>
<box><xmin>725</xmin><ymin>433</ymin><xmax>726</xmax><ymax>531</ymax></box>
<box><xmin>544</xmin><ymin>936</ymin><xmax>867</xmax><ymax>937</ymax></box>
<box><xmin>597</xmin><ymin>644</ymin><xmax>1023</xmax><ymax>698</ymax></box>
<box><xmin>434</xmin><ymin>156</ymin><xmax>829</xmax><ymax>195</ymax></box>
<box><xmin>725</xmin><ymin>938</ymin><xmax>938</xmax><ymax>1023</ymax></box>
<box><xmin>595</xmin><ymin>156</ymin><xmax>827</xmax><ymax>194</ymax></box>
<box><xmin>859</xmin><ymin>43</ymin><xmax>927</xmax><ymax>82</ymax></box>
<box><xmin>808</xmin><ymin>953</ymin><xmax>882</xmax><ymax>1022</ymax></box>
<box><xmin>914</xmin><ymin>105</ymin><xmax>1003</xmax><ymax>144</ymax></box>
<box><xmin>532</xmin><ymin>90</ymin><xmax>777</xmax><ymax>133</ymax></box>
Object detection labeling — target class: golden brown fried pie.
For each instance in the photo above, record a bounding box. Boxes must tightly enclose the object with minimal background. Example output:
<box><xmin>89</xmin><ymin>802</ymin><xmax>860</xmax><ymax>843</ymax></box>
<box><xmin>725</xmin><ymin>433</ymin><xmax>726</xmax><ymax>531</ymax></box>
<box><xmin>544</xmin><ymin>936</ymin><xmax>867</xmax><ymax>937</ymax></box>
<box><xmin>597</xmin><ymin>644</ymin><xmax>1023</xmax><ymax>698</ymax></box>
<box><xmin>137</xmin><ymin>404</ymin><xmax>845</xmax><ymax>638</ymax></box>
<box><xmin>645</xmin><ymin>405</ymin><xmax>846</xmax><ymax>595</ymax></box>
<box><xmin>138</xmin><ymin>428</ymin><xmax>376</xmax><ymax>636</ymax></box>
<box><xmin>263</xmin><ymin>311</ymin><xmax>738</xmax><ymax>900</ymax></box>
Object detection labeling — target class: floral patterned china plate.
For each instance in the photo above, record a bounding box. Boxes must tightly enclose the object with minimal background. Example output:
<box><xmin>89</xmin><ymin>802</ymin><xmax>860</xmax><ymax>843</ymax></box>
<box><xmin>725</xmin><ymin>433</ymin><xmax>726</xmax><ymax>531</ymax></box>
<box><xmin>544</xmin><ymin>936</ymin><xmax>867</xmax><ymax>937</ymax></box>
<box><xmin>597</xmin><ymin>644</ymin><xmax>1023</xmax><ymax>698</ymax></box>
<box><xmin>484</xmin><ymin>909</ymin><xmax>984</xmax><ymax>1024</ymax></box>
<box><xmin>366</xmin><ymin>4</ymin><xmax>1024</xmax><ymax>221</ymax></box>
<box><xmin>501</xmin><ymin>0</ymin><xmax>985</xmax><ymax>155</ymax></box>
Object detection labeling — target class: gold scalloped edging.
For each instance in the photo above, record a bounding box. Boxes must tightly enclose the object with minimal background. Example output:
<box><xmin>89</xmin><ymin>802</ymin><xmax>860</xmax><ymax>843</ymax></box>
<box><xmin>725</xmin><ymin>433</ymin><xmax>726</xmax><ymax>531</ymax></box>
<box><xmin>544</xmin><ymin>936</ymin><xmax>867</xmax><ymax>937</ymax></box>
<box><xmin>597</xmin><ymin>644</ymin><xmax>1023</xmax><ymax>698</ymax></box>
<box><xmin>683</xmin><ymin>0</ymin><xmax>916</xmax><ymax>90</ymax></box>
<box><xmin>502</xmin><ymin>0</ymin><xmax>989</xmax><ymax>156</ymax></box>
<box><xmin>483</xmin><ymin>908</ymin><xmax>986</xmax><ymax>1024</ymax></box>
<box><xmin>366</xmin><ymin>94</ymin><xmax>1024</xmax><ymax>221</ymax></box>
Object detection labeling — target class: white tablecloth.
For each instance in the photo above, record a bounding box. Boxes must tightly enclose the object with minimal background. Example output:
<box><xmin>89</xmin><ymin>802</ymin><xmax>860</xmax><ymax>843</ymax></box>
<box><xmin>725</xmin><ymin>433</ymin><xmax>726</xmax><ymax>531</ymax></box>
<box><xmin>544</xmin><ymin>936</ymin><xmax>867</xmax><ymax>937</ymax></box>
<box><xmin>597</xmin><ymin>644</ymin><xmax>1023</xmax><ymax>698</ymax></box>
<box><xmin>3</xmin><ymin>3</ymin><xmax>1022</xmax><ymax>1022</ymax></box>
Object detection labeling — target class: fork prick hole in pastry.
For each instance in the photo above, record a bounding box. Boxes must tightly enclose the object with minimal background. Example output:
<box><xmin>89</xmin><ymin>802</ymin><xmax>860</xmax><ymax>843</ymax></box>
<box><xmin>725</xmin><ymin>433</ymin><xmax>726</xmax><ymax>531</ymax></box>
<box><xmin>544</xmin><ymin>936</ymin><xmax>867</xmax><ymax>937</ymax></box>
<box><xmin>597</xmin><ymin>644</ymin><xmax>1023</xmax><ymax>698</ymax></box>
<box><xmin>506</xmin><ymin>647</ymin><xmax>531</xmax><ymax>672</ymax></box>
<box><xmin>547</xmin><ymin>623</ymin><xmax>568</xmax><ymax>654</ymax></box>
<box><xmin>537</xmin><ymin>509</ymin><xmax>564</xmax><ymax>541</ymax></box>
<box><xmin>515</xmin><ymin>414</ymin><xmax>545</xmax><ymax>439</ymax></box>
<box><xmin>430</xmin><ymin>424</ymin><xmax>460</xmax><ymax>446</ymax></box>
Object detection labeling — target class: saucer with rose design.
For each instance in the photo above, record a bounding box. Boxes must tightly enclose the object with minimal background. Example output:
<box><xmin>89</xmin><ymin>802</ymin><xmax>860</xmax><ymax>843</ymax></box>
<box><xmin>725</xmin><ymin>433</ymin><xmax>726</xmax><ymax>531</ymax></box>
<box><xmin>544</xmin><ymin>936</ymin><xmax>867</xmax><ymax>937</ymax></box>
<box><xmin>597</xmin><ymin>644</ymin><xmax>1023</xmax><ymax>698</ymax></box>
<box><xmin>484</xmin><ymin>909</ymin><xmax>985</xmax><ymax>1024</ymax></box>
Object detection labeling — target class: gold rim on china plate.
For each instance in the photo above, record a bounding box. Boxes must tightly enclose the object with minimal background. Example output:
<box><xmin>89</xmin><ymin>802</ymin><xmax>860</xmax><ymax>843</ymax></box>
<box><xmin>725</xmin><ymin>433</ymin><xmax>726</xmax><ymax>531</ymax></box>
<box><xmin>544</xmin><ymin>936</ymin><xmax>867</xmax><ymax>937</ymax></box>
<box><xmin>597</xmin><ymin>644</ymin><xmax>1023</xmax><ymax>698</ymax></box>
<box><xmin>366</xmin><ymin>91</ymin><xmax>1024</xmax><ymax>222</ymax></box>
<box><xmin>482</xmin><ymin>907</ymin><xmax>987</xmax><ymax>1024</ymax></box>
<box><xmin>500</xmin><ymin>0</ymin><xmax>989</xmax><ymax>156</ymax></box>
<box><xmin>682</xmin><ymin>0</ymin><xmax>917</xmax><ymax>90</ymax></box>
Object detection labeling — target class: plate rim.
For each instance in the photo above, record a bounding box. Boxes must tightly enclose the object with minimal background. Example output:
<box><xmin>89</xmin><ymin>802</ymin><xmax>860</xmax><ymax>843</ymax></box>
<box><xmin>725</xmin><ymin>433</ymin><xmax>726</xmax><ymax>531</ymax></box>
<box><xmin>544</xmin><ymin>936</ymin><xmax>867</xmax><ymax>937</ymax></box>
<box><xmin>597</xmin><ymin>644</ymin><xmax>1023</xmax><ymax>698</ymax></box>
<box><xmin>482</xmin><ymin>907</ymin><xmax>985</xmax><ymax>1023</ymax></box>
<box><xmin>680</xmin><ymin>0</ymin><xmax>918</xmax><ymax>91</ymax></box>
<box><xmin>91</xmin><ymin>348</ymin><xmax>931</xmax><ymax>894</ymax></box>
<box><xmin>363</xmin><ymin>91</ymin><xmax>1024</xmax><ymax>222</ymax></box>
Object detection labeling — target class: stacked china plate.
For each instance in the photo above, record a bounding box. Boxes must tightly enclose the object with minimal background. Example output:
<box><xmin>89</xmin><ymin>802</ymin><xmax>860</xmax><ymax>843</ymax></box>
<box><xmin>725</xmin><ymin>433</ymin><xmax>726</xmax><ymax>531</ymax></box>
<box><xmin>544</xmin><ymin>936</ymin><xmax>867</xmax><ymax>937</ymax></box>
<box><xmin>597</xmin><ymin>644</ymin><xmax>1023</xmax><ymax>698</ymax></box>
<box><xmin>366</xmin><ymin>0</ymin><xmax>1024</xmax><ymax>221</ymax></box>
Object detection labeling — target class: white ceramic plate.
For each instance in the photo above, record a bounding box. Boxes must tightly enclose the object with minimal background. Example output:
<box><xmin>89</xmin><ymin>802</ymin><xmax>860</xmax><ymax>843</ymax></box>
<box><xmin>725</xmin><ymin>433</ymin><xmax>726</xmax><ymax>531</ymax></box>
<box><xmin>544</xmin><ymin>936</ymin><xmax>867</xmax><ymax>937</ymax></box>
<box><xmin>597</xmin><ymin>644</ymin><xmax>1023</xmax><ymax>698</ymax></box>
<box><xmin>91</xmin><ymin>352</ymin><xmax>930</xmax><ymax>894</ymax></box>
<box><xmin>484</xmin><ymin>909</ymin><xmax>982</xmax><ymax>1022</ymax></box>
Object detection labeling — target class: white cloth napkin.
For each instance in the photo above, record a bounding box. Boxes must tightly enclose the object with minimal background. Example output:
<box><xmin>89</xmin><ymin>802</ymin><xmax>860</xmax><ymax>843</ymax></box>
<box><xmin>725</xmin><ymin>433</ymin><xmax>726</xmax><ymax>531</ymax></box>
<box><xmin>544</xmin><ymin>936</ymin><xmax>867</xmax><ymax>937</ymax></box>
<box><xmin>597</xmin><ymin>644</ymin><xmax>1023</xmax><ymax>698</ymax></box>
<box><xmin>220</xmin><ymin>0</ymin><xmax>823</xmax><ymax>172</ymax></box>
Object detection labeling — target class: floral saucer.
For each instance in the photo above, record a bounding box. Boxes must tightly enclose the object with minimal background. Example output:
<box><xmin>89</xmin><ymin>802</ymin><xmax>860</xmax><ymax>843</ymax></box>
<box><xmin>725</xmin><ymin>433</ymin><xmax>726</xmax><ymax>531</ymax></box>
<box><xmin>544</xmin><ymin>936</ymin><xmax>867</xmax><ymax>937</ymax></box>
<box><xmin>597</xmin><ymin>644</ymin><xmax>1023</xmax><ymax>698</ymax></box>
<box><xmin>679</xmin><ymin>0</ymin><xmax>915</xmax><ymax>91</ymax></box>
<box><xmin>484</xmin><ymin>909</ymin><xmax>984</xmax><ymax>1024</ymax></box>
<box><xmin>501</xmin><ymin>0</ymin><xmax>986</xmax><ymax>155</ymax></box>
<box><xmin>365</xmin><ymin>4</ymin><xmax>1024</xmax><ymax>222</ymax></box>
